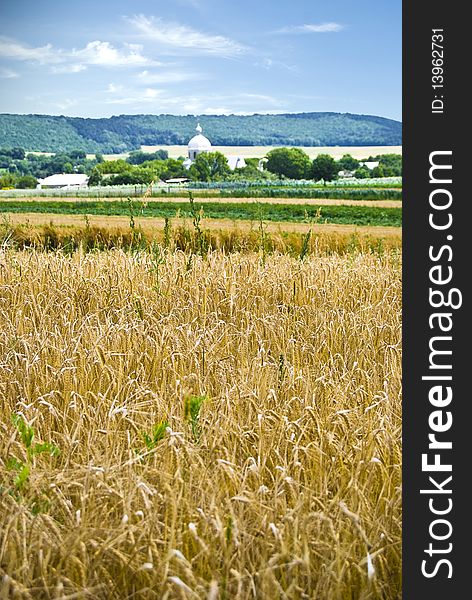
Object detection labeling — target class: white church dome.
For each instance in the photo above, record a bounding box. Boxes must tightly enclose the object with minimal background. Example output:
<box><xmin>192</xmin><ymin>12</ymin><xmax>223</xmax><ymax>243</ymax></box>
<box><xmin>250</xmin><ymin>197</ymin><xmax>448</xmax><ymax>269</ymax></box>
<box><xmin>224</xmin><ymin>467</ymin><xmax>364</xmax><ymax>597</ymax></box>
<box><xmin>188</xmin><ymin>123</ymin><xmax>212</xmax><ymax>151</ymax></box>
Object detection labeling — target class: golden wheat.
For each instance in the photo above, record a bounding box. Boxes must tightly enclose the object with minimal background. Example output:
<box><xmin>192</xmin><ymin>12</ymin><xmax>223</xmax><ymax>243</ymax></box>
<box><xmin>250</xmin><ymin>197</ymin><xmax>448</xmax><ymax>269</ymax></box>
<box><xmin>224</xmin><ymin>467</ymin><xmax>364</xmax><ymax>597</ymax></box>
<box><xmin>0</xmin><ymin>246</ymin><xmax>401</xmax><ymax>599</ymax></box>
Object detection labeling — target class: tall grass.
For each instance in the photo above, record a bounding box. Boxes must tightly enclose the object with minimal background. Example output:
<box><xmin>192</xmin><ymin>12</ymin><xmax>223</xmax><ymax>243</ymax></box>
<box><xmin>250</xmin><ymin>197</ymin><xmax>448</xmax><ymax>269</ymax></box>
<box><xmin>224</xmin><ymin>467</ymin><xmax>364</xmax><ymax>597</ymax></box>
<box><xmin>1</xmin><ymin>220</ymin><xmax>402</xmax><ymax>257</ymax></box>
<box><xmin>0</xmin><ymin>246</ymin><xmax>401</xmax><ymax>599</ymax></box>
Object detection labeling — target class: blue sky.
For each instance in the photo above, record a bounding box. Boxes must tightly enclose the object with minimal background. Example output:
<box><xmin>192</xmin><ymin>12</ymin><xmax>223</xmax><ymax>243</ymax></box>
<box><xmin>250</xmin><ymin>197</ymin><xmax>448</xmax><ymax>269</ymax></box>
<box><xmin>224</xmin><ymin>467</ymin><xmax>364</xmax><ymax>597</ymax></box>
<box><xmin>0</xmin><ymin>0</ymin><xmax>401</xmax><ymax>120</ymax></box>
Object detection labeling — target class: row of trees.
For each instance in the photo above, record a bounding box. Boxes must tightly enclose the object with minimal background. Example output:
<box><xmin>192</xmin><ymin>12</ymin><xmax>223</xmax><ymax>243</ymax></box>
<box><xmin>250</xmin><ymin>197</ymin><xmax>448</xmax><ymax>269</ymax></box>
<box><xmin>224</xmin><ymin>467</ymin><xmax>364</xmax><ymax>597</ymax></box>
<box><xmin>265</xmin><ymin>148</ymin><xmax>402</xmax><ymax>182</ymax></box>
<box><xmin>0</xmin><ymin>145</ymin><xmax>402</xmax><ymax>189</ymax></box>
<box><xmin>89</xmin><ymin>154</ymin><xmax>184</xmax><ymax>186</ymax></box>
<box><xmin>0</xmin><ymin>173</ymin><xmax>38</xmax><ymax>189</ymax></box>
<box><xmin>0</xmin><ymin>148</ymin><xmax>105</xmax><ymax>181</ymax></box>
<box><xmin>0</xmin><ymin>148</ymin><xmax>171</xmax><ymax>188</ymax></box>
<box><xmin>90</xmin><ymin>149</ymin><xmax>402</xmax><ymax>186</ymax></box>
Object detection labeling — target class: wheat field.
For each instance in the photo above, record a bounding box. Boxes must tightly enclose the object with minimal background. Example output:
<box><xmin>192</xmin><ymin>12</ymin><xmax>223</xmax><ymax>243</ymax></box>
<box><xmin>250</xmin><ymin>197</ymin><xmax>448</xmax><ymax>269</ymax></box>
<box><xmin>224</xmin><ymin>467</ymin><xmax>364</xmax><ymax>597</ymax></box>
<box><xmin>0</xmin><ymin>245</ymin><xmax>402</xmax><ymax>599</ymax></box>
<box><xmin>138</xmin><ymin>146</ymin><xmax>403</xmax><ymax>161</ymax></box>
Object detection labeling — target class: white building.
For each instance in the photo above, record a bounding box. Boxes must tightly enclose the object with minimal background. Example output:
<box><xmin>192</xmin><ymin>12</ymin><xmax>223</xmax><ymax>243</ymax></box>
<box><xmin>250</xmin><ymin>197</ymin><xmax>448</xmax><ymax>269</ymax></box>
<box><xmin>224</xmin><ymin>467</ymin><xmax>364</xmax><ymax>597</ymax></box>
<box><xmin>183</xmin><ymin>123</ymin><xmax>246</xmax><ymax>171</ymax></box>
<box><xmin>360</xmin><ymin>161</ymin><xmax>380</xmax><ymax>170</ymax></box>
<box><xmin>227</xmin><ymin>156</ymin><xmax>246</xmax><ymax>170</ymax></box>
<box><xmin>37</xmin><ymin>173</ymin><xmax>89</xmax><ymax>189</ymax></box>
<box><xmin>184</xmin><ymin>123</ymin><xmax>212</xmax><ymax>167</ymax></box>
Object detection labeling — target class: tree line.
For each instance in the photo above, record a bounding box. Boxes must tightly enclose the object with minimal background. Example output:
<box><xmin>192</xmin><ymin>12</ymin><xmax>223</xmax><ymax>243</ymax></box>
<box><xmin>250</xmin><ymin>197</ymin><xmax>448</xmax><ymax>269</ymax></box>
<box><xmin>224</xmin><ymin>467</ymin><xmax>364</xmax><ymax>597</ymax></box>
<box><xmin>265</xmin><ymin>148</ymin><xmax>402</xmax><ymax>181</ymax></box>
<box><xmin>0</xmin><ymin>146</ymin><xmax>402</xmax><ymax>189</ymax></box>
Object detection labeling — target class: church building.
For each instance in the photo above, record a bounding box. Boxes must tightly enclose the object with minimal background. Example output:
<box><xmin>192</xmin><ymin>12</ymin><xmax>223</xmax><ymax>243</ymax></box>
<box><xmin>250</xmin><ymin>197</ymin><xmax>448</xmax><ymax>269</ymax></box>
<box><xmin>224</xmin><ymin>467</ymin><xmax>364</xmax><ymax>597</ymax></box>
<box><xmin>182</xmin><ymin>123</ymin><xmax>246</xmax><ymax>171</ymax></box>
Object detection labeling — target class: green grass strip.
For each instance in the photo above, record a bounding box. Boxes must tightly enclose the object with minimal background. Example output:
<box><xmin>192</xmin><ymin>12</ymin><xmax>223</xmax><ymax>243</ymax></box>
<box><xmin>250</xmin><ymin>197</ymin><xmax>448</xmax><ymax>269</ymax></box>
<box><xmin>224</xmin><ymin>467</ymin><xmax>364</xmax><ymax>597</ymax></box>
<box><xmin>218</xmin><ymin>188</ymin><xmax>402</xmax><ymax>200</ymax></box>
<box><xmin>0</xmin><ymin>200</ymin><xmax>402</xmax><ymax>227</ymax></box>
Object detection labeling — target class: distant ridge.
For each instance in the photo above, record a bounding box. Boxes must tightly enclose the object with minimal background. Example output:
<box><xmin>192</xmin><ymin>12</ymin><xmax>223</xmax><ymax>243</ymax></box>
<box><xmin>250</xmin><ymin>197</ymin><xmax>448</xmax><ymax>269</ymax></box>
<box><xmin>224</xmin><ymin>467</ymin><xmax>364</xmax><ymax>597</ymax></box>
<box><xmin>0</xmin><ymin>112</ymin><xmax>402</xmax><ymax>153</ymax></box>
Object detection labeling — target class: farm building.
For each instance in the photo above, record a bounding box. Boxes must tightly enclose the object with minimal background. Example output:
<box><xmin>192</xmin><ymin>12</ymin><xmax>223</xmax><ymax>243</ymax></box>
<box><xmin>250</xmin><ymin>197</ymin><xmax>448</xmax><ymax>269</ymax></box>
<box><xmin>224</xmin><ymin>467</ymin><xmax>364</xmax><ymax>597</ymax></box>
<box><xmin>165</xmin><ymin>177</ymin><xmax>190</xmax><ymax>185</ymax></box>
<box><xmin>339</xmin><ymin>161</ymin><xmax>381</xmax><ymax>178</ymax></box>
<box><xmin>37</xmin><ymin>174</ymin><xmax>89</xmax><ymax>189</ymax></box>
<box><xmin>360</xmin><ymin>161</ymin><xmax>380</xmax><ymax>170</ymax></box>
<box><xmin>183</xmin><ymin>123</ymin><xmax>246</xmax><ymax>171</ymax></box>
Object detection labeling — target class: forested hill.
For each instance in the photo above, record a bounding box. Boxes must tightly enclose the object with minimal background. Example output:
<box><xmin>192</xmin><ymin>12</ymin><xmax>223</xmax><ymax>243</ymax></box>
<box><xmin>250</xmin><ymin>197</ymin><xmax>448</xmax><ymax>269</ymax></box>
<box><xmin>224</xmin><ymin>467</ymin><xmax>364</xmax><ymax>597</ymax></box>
<box><xmin>0</xmin><ymin>112</ymin><xmax>402</xmax><ymax>153</ymax></box>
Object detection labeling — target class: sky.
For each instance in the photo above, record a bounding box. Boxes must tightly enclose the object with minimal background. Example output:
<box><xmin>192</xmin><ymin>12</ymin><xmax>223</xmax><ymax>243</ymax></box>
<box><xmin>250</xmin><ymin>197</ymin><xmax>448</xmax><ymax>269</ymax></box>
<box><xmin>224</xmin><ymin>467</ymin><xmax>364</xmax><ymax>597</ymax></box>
<box><xmin>0</xmin><ymin>0</ymin><xmax>401</xmax><ymax>121</ymax></box>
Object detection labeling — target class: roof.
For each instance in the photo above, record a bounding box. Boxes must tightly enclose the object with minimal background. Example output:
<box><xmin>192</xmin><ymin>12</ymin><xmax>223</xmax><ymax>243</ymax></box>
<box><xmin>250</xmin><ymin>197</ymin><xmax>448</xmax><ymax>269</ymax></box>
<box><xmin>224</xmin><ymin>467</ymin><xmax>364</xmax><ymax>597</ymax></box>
<box><xmin>39</xmin><ymin>173</ymin><xmax>89</xmax><ymax>186</ymax></box>
<box><xmin>227</xmin><ymin>156</ymin><xmax>246</xmax><ymax>170</ymax></box>
<box><xmin>188</xmin><ymin>133</ymin><xmax>212</xmax><ymax>150</ymax></box>
<box><xmin>165</xmin><ymin>177</ymin><xmax>189</xmax><ymax>183</ymax></box>
<box><xmin>188</xmin><ymin>122</ymin><xmax>212</xmax><ymax>150</ymax></box>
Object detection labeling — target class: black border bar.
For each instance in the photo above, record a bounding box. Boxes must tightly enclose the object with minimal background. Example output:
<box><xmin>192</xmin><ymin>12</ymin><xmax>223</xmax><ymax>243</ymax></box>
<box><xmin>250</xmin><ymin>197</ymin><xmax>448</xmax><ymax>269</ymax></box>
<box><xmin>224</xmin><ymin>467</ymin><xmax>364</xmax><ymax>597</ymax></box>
<box><xmin>403</xmin><ymin>2</ymin><xmax>468</xmax><ymax>597</ymax></box>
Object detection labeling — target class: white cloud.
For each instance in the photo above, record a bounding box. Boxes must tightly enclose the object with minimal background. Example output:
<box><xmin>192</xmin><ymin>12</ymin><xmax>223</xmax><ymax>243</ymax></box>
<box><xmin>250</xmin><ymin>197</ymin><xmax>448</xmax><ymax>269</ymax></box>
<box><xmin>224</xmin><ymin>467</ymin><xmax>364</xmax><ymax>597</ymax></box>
<box><xmin>143</xmin><ymin>88</ymin><xmax>160</xmax><ymax>99</ymax></box>
<box><xmin>103</xmin><ymin>85</ymin><xmax>286</xmax><ymax>115</ymax></box>
<box><xmin>0</xmin><ymin>36</ymin><xmax>157</xmax><ymax>71</ymax></box>
<box><xmin>254</xmin><ymin>57</ymin><xmax>299</xmax><ymax>74</ymax></box>
<box><xmin>129</xmin><ymin>15</ymin><xmax>247</xmax><ymax>57</ymax></box>
<box><xmin>105</xmin><ymin>84</ymin><xmax>163</xmax><ymax>105</ymax></box>
<box><xmin>199</xmin><ymin>107</ymin><xmax>230</xmax><ymax>115</ymax></box>
<box><xmin>107</xmin><ymin>83</ymin><xmax>124</xmax><ymax>93</ymax></box>
<box><xmin>0</xmin><ymin>67</ymin><xmax>19</xmax><ymax>78</ymax></box>
<box><xmin>0</xmin><ymin>36</ymin><xmax>59</xmax><ymax>63</ymax></box>
<box><xmin>51</xmin><ymin>64</ymin><xmax>87</xmax><ymax>74</ymax></box>
<box><xmin>239</xmin><ymin>93</ymin><xmax>280</xmax><ymax>105</ymax></box>
<box><xmin>55</xmin><ymin>98</ymin><xmax>79</xmax><ymax>111</ymax></box>
<box><xmin>276</xmin><ymin>23</ymin><xmax>344</xmax><ymax>34</ymax></box>
<box><xmin>136</xmin><ymin>69</ymin><xmax>206</xmax><ymax>84</ymax></box>
<box><xmin>197</xmin><ymin>106</ymin><xmax>287</xmax><ymax>116</ymax></box>
<box><xmin>71</xmin><ymin>41</ymin><xmax>154</xmax><ymax>67</ymax></box>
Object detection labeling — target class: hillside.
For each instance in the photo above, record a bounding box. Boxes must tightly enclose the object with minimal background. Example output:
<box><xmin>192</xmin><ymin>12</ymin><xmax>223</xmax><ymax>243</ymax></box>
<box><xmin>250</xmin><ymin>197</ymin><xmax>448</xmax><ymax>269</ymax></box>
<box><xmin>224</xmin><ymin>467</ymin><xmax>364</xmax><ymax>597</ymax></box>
<box><xmin>0</xmin><ymin>112</ymin><xmax>402</xmax><ymax>153</ymax></box>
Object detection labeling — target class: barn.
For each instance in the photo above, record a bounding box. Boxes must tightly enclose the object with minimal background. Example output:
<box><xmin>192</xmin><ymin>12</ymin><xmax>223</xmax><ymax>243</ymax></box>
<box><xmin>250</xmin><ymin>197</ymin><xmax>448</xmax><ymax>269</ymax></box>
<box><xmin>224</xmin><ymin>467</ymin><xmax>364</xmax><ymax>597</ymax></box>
<box><xmin>37</xmin><ymin>174</ymin><xmax>89</xmax><ymax>189</ymax></box>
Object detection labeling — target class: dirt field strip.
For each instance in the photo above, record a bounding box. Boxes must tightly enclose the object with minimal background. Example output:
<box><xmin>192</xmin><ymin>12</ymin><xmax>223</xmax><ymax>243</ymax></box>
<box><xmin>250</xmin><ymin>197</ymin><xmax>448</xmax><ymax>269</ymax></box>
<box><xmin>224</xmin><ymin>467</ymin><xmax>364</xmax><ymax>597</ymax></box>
<box><xmin>1</xmin><ymin>196</ymin><xmax>402</xmax><ymax>208</ymax></box>
<box><xmin>32</xmin><ymin>145</ymin><xmax>403</xmax><ymax>161</ymax></box>
<box><xmin>138</xmin><ymin>145</ymin><xmax>403</xmax><ymax>161</ymax></box>
<box><xmin>29</xmin><ymin>145</ymin><xmax>403</xmax><ymax>161</ymax></box>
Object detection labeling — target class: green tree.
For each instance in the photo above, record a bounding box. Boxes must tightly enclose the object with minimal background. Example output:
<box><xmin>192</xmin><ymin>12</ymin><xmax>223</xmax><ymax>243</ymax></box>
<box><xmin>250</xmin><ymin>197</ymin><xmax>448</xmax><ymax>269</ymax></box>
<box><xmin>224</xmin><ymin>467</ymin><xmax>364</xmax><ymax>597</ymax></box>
<box><xmin>103</xmin><ymin>168</ymin><xmax>154</xmax><ymax>186</ymax></box>
<box><xmin>88</xmin><ymin>168</ymin><xmax>102</xmax><ymax>187</ymax></box>
<box><xmin>69</xmin><ymin>150</ymin><xmax>86</xmax><ymax>160</ymax></box>
<box><xmin>160</xmin><ymin>158</ymin><xmax>187</xmax><ymax>181</ymax></box>
<box><xmin>0</xmin><ymin>173</ymin><xmax>17</xmax><ymax>188</ymax></box>
<box><xmin>375</xmin><ymin>154</ymin><xmax>402</xmax><ymax>176</ymax></box>
<box><xmin>10</xmin><ymin>147</ymin><xmax>25</xmax><ymax>160</ymax></box>
<box><xmin>337</xmin><ymin>154</ymin><xmax>360</xmax><ymax>172</ymax></box>
<box><xmin>97</xmin><ymin>159</ymin><xmax>132</xmax><ymax>175</ymax></box>
<box><xmin>371</xmin><ymin>165</ymin><xmax>385</xmax><ymax>178</ymax></box>
<box><xmin>311</xmin><ymin>154</ymin><xmax>339</xmax><ymax>183</ymax></box>
<box><xmin>15</xmin><ymin>175</ymin><xmax>38</xmax><ymax>189</ymax></box>
<box><xmin>127</xmin><ymin>149</ymin><xmax>168</xmax><ymax>165</ymax></box>
<box><xmin>266</xmin><ymin>147</ymin><xmax>312</xmax><ymax>179</ymax></box>
<box><xmin>354</xmin><ymin>166</ymin><xmax>371</xmax><ymax>179</ymax></box>
<box><xmin>189</xmin><ymin>152</ymin><xmax>230</xmax><ymax>182</ymax></box>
